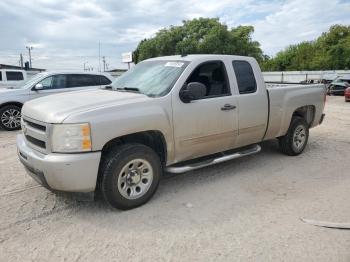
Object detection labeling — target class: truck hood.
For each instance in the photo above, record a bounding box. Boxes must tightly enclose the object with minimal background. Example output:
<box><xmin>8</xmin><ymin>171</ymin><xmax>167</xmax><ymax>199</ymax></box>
<box><xmin>22</xmin><ymin>89</ymin><xmax>150</xmax><ymax>123</ymax></box>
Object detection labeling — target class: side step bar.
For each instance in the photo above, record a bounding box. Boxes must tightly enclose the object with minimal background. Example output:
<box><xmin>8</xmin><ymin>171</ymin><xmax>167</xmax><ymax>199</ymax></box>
<box><xmin>166</xmin><ymin>144</ymin><xmax>261</xmax><ymax>174</ymax></box>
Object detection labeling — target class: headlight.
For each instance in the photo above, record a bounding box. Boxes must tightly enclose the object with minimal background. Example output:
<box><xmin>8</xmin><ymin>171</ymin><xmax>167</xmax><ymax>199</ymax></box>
<box><xmin>51</xmin><ymin>123</ymin><xmax>92</xmax><ymax>153</ymax></box>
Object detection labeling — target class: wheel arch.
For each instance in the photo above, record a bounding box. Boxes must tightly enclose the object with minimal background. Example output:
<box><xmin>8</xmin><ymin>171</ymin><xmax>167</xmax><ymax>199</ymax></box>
<box><xmin>291</xmin><ymin>105</ymin><xmax>315</xmax><ymax>127</ymax></box>
<box><xmin>100</xmin><ymin>130</ymin><xmax>168</xmax><ymax>166</ymax></box>
<box><xmin>0</xmin><ymin>101</ymin><xmax>23</xmax><ymax>109</ymax></box>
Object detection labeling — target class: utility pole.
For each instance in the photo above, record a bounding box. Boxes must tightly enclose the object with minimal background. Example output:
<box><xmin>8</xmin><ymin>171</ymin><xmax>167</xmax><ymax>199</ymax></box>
<box><xmin>102</xmin><ymin>56</ymin><xmax>106</xmax><ymax>72</ymax></box>
<box><xmin>26</xmin><ymin>46</ymin><xmax>33</xmax><ymax>68</ymax></box>
<box><xmin>98</xmin><ymin>41</ymin><xmax>101</xmax><ymax>72</ymax></box>
<box><xmin>20</xmin><ymin>54</ymin><xmax>24</xmax><ymax>69</ymax></box>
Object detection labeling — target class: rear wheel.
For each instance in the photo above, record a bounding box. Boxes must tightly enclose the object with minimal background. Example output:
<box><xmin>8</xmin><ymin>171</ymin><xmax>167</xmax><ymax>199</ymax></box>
<box><xmin>100</xmin><ymin>143</ymin><xmax>161</xmax><ymax>210</ymax></box>
<box><xmin>279</xmin><ymin>116</ymin><xmax>309</xmax><ymax>156</ymax></box>
<box><xmin>0</xmin><ymin>105</ymin><xmax>22</xmax><ymax>131</ymax></box>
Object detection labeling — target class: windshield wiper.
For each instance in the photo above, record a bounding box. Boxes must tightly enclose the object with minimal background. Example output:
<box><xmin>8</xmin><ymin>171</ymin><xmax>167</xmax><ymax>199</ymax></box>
<box><xmin>116</xmin><ymin>87</ymin><xmax>141</xmax><ymax>93</ymax></box>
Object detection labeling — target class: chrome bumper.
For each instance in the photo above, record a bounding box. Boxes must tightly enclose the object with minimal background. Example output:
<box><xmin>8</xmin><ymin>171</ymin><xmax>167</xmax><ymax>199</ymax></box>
<box><xmin>17</xmin><ymin>134</ymin><xmax>101</xmax><ymax>193</ymax></box>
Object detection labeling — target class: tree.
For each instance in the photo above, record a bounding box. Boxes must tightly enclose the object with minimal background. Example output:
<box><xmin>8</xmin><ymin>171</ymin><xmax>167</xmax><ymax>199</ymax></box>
<box><xmin>133</xmin><ymin>18</ymin><xmax>264</xmax><ymax>63</ymax></box>
<box><xmin>262</xmin><ymin>25</ymin><xmax>350</xmax><ymax>71</ymax></box>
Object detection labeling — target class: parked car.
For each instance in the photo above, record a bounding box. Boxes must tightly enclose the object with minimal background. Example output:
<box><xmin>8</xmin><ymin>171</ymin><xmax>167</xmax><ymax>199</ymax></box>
<box><xmin>345</xmin><ymin>87</ymin><xmax>350</xmax><ymax>102</ymax></box>
<box><xmin>0</xmin><ymin>69</ymin><xmax>27</xmax><ymax>89</ymax></box>
<box><xmin>328</xmin><ymin>75</ymin><xmax>350</xmax><ymax>95</ymax></box>
<box><xmin>0</xmin><ymin>72</ymin><xmax>113</xmax><ymax>130</ymax></box>
<box><xmin>16</xmin><ymin>55</ymin><xmax>326</xmax><ymax>210</ymax></box>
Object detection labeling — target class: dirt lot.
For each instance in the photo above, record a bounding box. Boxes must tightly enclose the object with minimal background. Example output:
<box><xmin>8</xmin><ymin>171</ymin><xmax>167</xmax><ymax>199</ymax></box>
<box><xmin>0</xmin><ymin>96</ymin><xmax>349</xmax><ymax>261</ymax></box>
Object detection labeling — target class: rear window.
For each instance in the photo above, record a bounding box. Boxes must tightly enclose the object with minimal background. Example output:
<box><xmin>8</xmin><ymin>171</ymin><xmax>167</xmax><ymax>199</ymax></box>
<box><xmin>6</xmin><ymin>71</ymin><xmax>24</xmax><ymax>81</ymax></box>
<box><xmin>92</xmin><ymin>75</ymin><xmax>112</xmax><ymax>85</ymax></box>
<box><xmin>232</xmin><ymin>61</ymin><xmax>257</xmax><ymax>94</ymax></box>
<box><xmin>98</xmin><ymin>75</ymin><xmax>112</xmax><ymax>85</ymax></box>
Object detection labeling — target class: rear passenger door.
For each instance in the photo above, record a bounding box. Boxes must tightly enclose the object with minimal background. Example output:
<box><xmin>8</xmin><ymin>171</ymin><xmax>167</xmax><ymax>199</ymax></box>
<box><xmin>231</xmin><ymin>60</ymin><xmax>269</xmax><ymax>148</ymax></box>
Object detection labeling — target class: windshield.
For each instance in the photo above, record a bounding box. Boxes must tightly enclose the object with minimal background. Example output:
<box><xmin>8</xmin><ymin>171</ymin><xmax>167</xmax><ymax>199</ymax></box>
<box><xmin>111</xmin><ymin>60</ymin><xmax>188</xmax><ymax>97</ymax></box>
<box><xmin>12</xmin><ymin>73</ymin><xmax>46</xmax><ymax>89</ymax></box>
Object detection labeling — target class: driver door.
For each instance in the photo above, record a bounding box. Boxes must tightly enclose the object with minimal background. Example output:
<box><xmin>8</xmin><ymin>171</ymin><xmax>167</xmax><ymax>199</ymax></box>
<box><xmin>171</xmin><ymin>61</ymin><xmax>238</xmax><ymax>162</ymax></box>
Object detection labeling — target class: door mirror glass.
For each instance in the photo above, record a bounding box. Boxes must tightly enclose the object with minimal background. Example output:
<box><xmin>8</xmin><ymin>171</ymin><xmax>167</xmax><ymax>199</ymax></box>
<box><xmin>180</xmin><ymin>82</ymin><xmax>207</xmax><ymax>103</ymax></box>
<box><xmin>34</xmin><ymin>83</ymin><xmax>44</xmax><ymax>90</ymax></box>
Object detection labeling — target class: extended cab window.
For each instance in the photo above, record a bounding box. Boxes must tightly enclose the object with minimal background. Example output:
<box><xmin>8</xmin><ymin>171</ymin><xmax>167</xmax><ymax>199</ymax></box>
<box><xmin>232</xmin><ymin>61</ymin><xmax>257</xmax><ymax>94</ymax></box>
<box><xmin>6</xmin><ymin>71</ymin><xmax>24</xmax><ymax>81</ymax></box>
<box><xmin>186</xmin><ymin>61</ymin><xmax>230</xmax><ymax>98</ymax></box>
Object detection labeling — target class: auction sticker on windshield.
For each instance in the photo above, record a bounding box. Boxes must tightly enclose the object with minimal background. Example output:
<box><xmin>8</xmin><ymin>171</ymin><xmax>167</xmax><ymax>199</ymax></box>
<box><xmin>165</xmin><ymin>62</ymin><xmax>184</xmax><ymax>67</ymax></box>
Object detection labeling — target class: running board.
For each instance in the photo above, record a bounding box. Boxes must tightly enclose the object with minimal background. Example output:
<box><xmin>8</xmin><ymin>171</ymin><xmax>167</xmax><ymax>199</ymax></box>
<box><xmin>166</xmin><ymin>144</ymin><xmax>261</xmax><ymax>174</ymax></box>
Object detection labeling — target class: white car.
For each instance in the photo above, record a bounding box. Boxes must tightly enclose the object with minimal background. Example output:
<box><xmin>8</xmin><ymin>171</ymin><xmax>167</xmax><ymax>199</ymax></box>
<box><xmin>0</xmin><ymin>71</ymin><xmax>114</xmax><ymax>130</ymax></box>
<box><xmin>0</xmin><ymin>69</ymin><xmax>27</xmax><ymax>89</ymax></box>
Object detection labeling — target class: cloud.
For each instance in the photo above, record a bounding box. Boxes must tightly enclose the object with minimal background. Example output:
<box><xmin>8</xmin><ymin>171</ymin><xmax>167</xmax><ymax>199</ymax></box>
<box><xmin>0</xmin><ymin>0</ymin><xmax>349</xmax><ymax>70</ymax></box>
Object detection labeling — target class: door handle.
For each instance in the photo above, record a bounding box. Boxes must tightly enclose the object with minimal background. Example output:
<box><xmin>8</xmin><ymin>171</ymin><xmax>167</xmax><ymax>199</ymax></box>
<box><xmin>221</xmin><ymin>104</ymin><xmax>236</xmax><ymax>111</ymax></box>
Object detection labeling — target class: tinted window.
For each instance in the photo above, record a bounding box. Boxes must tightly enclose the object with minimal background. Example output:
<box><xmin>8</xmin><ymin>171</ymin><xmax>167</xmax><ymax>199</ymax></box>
<box><xmin>232</xmin><ymin>61</ymin><xmax>257</xmax><ymax>94</ymax></box>
<box><xmin>6</xmin><ymin>71</ymin><xmax>24</xmax><ymax>81</ymax></box>
<box><xmin>91</xmin><ymin>75</ymin><xmax>111</xmax><ymax>86</ymax></box>
<box><xmin>52</xmin><ymin>75</ymin><xmax>67</xmax><ymax>89</ymax></box>
<box><xmin>185</xmin><ymin>61</ymin><xmax>230</xmax><ymax>98</ymax></box>
<box><xmin>99</xmin><ymin>75</ymin><xmax>112</xmax><ymax>85</ymax></box>
<box><xmin>67</xmin><ymin>74</ymin><xmax>96</xmax><ymax>88</ymax></box>
<box><xmin>0</xmin><ymin>72</ymin><xmax>2</xmax><ymax>81</ymax></box>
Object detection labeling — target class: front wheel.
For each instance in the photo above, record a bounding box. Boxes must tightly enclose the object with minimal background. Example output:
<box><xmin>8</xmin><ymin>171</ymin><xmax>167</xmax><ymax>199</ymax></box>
<box><xmin>279</xmin><ymin>116</ymin><xmax>309</xmax><ymax>156</ymax></box>
<box><xmin>0</xmin><ymin>105</ymin><xmax>22</xmax><ymax>131</ymax></box>
<box><xmin>100</xmin><ymin>144</ymin><xmax>162</xmax><ymax>210</ymax></box>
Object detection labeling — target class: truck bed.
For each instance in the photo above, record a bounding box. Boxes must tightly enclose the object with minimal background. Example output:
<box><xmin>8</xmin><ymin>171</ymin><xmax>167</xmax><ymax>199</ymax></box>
<box><xmin>263</xmin><ymin>82</ymin><xmax>326</xmax><ymax>140</ymax></box>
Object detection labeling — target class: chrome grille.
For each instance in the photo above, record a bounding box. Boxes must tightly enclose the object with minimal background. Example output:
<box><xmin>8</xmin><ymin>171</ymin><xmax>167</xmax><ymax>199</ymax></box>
<box><xmin>22</xmin><ymin>116</ymin><xmax>49</xmax><ymax>154</ymax></box>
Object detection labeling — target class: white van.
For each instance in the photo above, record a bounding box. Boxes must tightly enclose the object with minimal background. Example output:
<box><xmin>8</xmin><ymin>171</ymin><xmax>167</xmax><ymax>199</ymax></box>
<box><xmin>0</xmin><ymin>70</ymin><xmax>27</xmax><ymax>89</ymax></box>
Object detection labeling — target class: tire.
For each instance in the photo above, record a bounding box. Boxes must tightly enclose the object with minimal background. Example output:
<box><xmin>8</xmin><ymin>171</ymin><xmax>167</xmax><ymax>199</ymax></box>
<box><xmin>279</xmin><ymin>116</ymin><xmax>309</xmax><ymax>156</ymax></box>
<box><xmin>0</xmin><ymin>105</ymin><xmax>22</xmax><ymax>131</ymax></box>
<box><xmin>100</xmin><ymin>143</ymin><xmax>162</xmax><ymax>210</ymax></box>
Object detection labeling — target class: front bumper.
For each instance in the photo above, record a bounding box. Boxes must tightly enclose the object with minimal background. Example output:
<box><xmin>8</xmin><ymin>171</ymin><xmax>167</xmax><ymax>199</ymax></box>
<box><xmin>17</xmin><ymin>134</ymin><xmax>101</xmax><ymax>193</ymax></box>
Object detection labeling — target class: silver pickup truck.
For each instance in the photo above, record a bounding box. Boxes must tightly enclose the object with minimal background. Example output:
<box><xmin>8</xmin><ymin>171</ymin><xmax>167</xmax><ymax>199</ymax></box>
<box><xmin>16</xmin><ymin>55</ymin><xmax>326</xmax><ymax>210</ymax></box>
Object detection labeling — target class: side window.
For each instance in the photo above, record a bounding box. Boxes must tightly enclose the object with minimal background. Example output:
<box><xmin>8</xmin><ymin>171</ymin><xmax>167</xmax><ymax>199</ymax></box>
<box><xmin>6</xmin><ymin>71</ymin><xmax>24</xmax><ymax>81</ymax></box>
<box><xmin>38</xmin><ymin>76</ymin><xmax>53</xmax><ymax>89</ymax></box>
<box><xmin>67</xmin><ymin>74</ymin><xmax>96</xmax><ymax>88</ymax></box>
<box><xmin>0</xmin><ymin>72</ymin><xmax>2</xmax><ymax>81</ymax></box>
<box><xmin>232</xmin><ymin>61</ymin><xmax>257</xmax><ymax>94</ymax></box>
<box><xmin>185</xmin><ymin>61</ymin><xmax>230</xmax><ymax>99</ymax></box>
<box><xmin>99</xmin><ymin>75</ymin><xmax>112</xmax><ymax>85</ymax></box>
<box><xmin>51</xmin><ymin>75</ymin><xmax>67</xmax><ymax>89</ymax></box>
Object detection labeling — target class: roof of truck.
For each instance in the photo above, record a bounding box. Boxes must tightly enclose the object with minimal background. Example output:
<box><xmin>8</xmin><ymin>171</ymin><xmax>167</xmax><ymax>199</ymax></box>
<box><xmin>147</xmin><ymin>54</ymin><xmax>255</xmax><ymax>62</ymax></box>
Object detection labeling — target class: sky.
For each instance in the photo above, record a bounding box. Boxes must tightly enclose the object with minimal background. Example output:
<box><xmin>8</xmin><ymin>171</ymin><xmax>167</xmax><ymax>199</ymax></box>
<box><xmin>0</xmin><ymin>0</ymin><xmax>350</xmax><ymax>71</ymax></box>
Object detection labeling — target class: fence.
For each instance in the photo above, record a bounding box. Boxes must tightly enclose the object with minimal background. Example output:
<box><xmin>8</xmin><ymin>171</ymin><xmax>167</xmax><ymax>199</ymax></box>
<box><xmin>262</xmin><ymin>70</ymin><xmax>350</xmax><ymax>83</ymax></box>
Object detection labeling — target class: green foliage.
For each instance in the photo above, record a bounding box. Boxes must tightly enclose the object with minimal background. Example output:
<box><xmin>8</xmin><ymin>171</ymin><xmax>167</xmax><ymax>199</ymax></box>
<box><xmin>262</xmin><ymin>25</ymin><xmax>350</xmax><ymax>71</ymax></box>
<box><xmin>133</xmin><ymin>20</ymin><xmax>350</xmax><ymax>71</ymax></box>
<box><xmin>133</xmin><ymin>18</ymin><xmax>264</xmax><ymax>63</ymax></box>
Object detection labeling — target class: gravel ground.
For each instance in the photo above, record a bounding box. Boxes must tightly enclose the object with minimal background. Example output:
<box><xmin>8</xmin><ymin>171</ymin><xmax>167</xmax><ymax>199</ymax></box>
<box><xmin>0</xmin><ymin>96</ymin><xmax>349</xmax><ymax>262</ymax></box>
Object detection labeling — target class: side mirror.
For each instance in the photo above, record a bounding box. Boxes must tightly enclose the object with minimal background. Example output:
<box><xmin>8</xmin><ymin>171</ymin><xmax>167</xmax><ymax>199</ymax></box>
<box><xmin>33</xmin><ymin>83</ymin><xmax>44</xmax><ymax>90</ymax></box>
<box><xmin>179</xmin><ymin>82</ymin><xmax>206</xmax><ymax>103</ymax></box>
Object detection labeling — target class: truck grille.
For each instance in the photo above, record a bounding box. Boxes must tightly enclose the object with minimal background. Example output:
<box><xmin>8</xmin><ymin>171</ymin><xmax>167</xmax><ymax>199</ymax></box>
<box><xmin>22</xmin><ymin>117</ymin><xmax>49</xmax><ymax>154</ymax></box>
<box><xmin>23</xmin><ymin>119</ymin><xmax>46</xmax><ymax>132</ymax></box>
<box><xmin>25</xmin><ymin>135</ymin><xmax>46</xmax><ymax>149</ymax></box>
